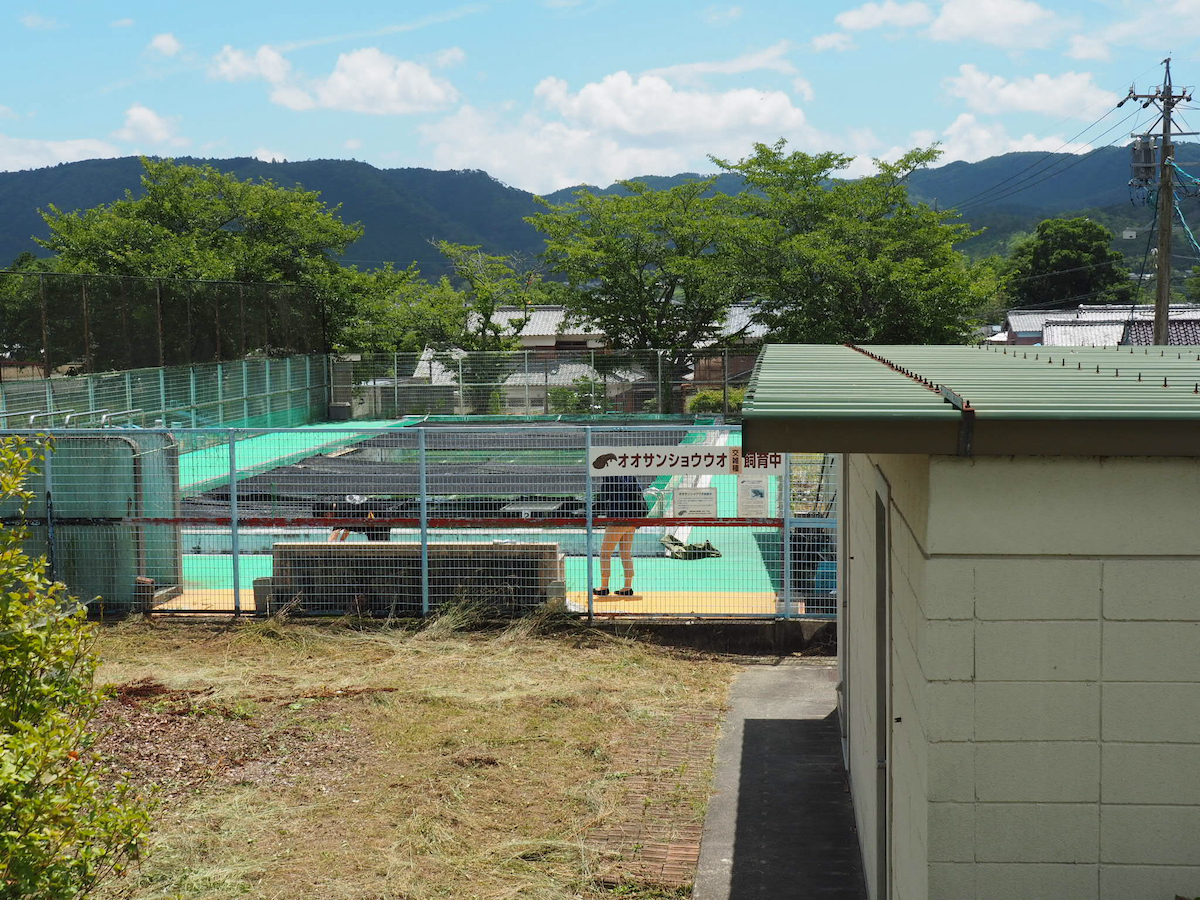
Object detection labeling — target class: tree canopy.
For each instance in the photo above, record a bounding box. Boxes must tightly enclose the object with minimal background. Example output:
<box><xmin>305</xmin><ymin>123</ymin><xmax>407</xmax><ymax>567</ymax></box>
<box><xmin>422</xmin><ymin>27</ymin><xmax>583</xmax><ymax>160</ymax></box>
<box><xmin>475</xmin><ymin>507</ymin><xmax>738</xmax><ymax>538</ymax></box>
<box><xmin>37</xmin><ymin>158</ymin><xmax>362</xmax><ymax>284</ymax></box>
<box><xmin>528</xmin><ymin>179</ymin><xmax>743</xmax><ymax>358</ymax></box>
<box><xmin>713</xmin><ymin>142</ymin><xmax>987</xmax><ymax>344</ymax></box>
<box><xmin>1003</xmin><ymin>216</ymin><xmax>1132</xmax><ymax>309</ymax></box>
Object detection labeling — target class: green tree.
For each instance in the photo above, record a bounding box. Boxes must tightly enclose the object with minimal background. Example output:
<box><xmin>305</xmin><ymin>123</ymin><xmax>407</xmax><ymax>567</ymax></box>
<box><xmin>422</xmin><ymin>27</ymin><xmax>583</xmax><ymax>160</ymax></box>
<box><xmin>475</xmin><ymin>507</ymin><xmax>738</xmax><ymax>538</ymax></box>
<box><xmin>331</xmin><ymin>266</ymin><xmax>467</xmax><ymax>353</ymax></box>
<box><xmin>713</xmin><ymin>142</ymin><xmax>985</xmax><ymax>344</ymax></box>
<box><xmin>433</xmin><ymin>241</ymin><xmax>550</xmax><ymax>352</ymax></box>
<box><xmin>0</xmin><ymin>437</ymin><xmax>150</xmax><ymax>899</ymax></box>
<box><xmin>37</xmin><ymin>158</ymin><xmax>362</xmax><ymax>285</ymax></box>
<box><xmin>527</xmin><ymin>179</ymin><xmax>741</xmax><ymax>353</ymax></box>
<box><xmin>1004</xmin><ymin>216</ymin><xmax>1132</xmax><ymax>309</ymax></box>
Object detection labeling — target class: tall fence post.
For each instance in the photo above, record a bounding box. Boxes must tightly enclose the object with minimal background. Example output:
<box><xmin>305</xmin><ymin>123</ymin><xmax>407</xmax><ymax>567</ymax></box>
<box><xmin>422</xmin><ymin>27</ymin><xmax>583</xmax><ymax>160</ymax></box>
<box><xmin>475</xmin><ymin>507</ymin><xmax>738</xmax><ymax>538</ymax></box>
<box><xmin>158</xmin><ymin>369</ymin><xmax>166</xmax><ymax>425</ymax></box>
<box><xmin>216</xmin><ymin>362</ymin><xmax>224</xmax><ymax>425</ymax></box>
<box><xmin>392</xmin><ymin>351</ymin><xmax>399</xmax><ymax>417</ymax></box>
<box><xmin>155</xmin><ymin>279</ymin><xmax>165</xmax><ymax>367</ymax></box>
<box><xmin>457</xmin><ymin>358</ymin><xmax>465</xmax><ymax>415</ymax></box>
<box><xmin>585</xmin><ymin>425</ymin><xmax>594</xmax><ymax>623</ymax></box>
<box><xmin>782</xmin><ymin>452</ymin><xmax>793</xmax><ymax>620</ymax></box>
<box><xmin>524</xmin><ymin>350</ymin><xmax>530</xmax><ymax>415</ymax></box>
<box><xmin>242</xmin><ymin>359</ymin><xmax>250</xmax><ymax>424</ymax></box>
<box><xmin>264</xmin><ymin>359</ymin><xmax>272</xmax><ymax>427</ymax></box>
<box><xmin>189</xmin><ymin>366</ymin><xmax>198</xmax><ymax>427</ymax></box>
<box><xmin>722</xmin><ymin>348</ymin><xmax>729</xmax><ymax>417</ymax></box>
<box><xmin>43</xmin><ymin>440</ymin><xmax>56</xmax><ymax>581</ymax></box>
<box><xmin>81</xmin><ymin>279</ymin><xmax>92</xmax><ymax>375</ymax></box>
<box><xmin>228</xmin><ymin>430</ymin><xmax>241</xmax><ymax>615</ymax></box>
<box><xmin>124</xmin><ymin>371</ymin><xmax>133</xmax><ymax>412</ymax></box>
<box><xmin>656</xmin><ymin>351</ymin><xmax>664</xmax><ymax>414</ymax></box>
<box><xmin>39</xmin><ymin>274</ymin><xmax>51</xmax><ymax>379</ymax></box>
<box><xmin>286</xmin><ymin>356</ymin><xmax>293</xmax><ymax>422</ymax></box>
<box><xmin>418</xmin><ymin>427</ymin><xmax>430</xmax><ymax>616</ymax></box>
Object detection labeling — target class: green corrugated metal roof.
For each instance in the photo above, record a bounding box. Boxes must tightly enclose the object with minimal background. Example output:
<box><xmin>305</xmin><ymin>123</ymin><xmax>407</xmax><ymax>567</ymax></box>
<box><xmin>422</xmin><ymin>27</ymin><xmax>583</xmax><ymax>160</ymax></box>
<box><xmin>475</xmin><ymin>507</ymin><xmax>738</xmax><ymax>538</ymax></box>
<box><xmin>743</xmin><ymin>344</ymin><xmax>1200</xmax><ymax>456</ymax></box>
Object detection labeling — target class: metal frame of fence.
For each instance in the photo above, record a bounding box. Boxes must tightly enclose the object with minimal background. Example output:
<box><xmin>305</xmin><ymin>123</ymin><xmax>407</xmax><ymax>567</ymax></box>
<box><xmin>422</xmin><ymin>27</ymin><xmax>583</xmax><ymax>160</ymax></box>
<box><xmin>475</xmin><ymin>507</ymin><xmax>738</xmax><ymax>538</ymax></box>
<box><xmin>0</xmin><ymin>354</ymin><xmax>329</xmax><ymax>431</ymax></box>
<box><xmin>0</xmin><ymin>271</ymin><xmax>324</xmax><ymax>374</ymax></box>
<box><xmin>330</xmin><ymin>349</ymin><xmax>760</xmax><ymax>419</ymax></box>
<box><xmin>0</xmin><ymin>425</ymin><xmax>838</xmax><ymax>621</ymax></box>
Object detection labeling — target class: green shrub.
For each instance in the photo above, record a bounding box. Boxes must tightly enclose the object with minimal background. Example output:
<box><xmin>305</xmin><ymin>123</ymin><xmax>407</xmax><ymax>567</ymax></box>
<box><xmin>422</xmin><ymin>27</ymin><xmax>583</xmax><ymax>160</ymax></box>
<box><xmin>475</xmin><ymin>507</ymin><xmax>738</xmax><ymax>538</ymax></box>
<box><xmin>0</xmin><ymin>437</ymin><xmax>150</xmax><ymax>899</ymax></box>
<box><xmin>685</xmin><ymin>387</ymin><xmax>744</xmax><ymax>414</ymax></box>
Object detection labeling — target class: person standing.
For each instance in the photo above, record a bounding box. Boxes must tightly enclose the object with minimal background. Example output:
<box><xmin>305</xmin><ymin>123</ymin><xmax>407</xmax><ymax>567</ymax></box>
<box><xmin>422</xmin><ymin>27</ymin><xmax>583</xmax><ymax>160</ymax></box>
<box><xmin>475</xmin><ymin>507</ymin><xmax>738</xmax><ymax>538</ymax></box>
<box><xmin>594</xmin><ymin>474</ymin><xmax>645</xmax><ymax>597</ymax></box>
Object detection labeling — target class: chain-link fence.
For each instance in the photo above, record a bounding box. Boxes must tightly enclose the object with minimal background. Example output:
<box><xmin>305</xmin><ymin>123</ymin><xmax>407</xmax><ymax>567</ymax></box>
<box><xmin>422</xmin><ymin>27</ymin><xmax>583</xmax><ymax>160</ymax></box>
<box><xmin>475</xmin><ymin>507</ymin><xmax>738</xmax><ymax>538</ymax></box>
<box><xmin>0</xmin><ymin>425</ymin><xmax>837</xmax><ymax>620</ymax></box>
<box><xmin>331</xmin><ymin>349</ymin><xmax>761</xmax><ymax>418</ymax></box>
<box><xmin>0</xmin><ymin>354</ymin><xmax>328</xmax><ymax>439</ymax></box>
<box><xmin>0</xmin><ymin>271</ymin><xmax>325</xmax><ymax>375</ymax></box>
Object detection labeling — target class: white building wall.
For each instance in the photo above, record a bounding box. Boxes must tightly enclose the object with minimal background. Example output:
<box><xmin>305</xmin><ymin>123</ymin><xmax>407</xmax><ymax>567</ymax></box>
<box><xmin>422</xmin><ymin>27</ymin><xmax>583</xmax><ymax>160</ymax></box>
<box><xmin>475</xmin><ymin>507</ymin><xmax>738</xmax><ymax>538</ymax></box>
<box><xmin>846</xmin><ymin>454</ymin><xmax>1200</xmax><ymax>900</ymax></box>
<box><xmin>846</xmin><ymin>452</ymin><xmax>885</xmax><ymax>897</ymax></box>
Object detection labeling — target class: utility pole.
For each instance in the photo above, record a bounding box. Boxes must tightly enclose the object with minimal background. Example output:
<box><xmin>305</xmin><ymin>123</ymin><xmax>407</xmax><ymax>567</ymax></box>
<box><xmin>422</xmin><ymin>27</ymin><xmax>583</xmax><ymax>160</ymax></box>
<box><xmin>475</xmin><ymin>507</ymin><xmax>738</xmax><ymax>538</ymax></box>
<box><xmin>1123</xmin><ymin>59</ymin><xmax>1194</xmax><ymax>344</ymax></box>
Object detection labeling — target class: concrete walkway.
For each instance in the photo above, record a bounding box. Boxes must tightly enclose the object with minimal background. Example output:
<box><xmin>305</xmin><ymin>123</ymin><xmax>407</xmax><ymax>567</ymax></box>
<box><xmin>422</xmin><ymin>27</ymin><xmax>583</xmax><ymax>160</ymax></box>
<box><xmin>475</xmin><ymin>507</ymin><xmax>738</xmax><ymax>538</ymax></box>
<box><xmin>694</xmin><ymin>663</ymin><xmax>868</xmax><ymax>900</ymax></box>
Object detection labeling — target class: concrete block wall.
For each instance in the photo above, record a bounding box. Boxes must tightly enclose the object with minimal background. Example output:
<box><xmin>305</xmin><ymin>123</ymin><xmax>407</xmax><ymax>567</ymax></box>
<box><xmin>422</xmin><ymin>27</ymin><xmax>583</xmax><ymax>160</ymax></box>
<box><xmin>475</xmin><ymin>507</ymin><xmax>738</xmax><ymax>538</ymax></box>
<box><xmin>888</xmin><ymin>455</ymin><xmax>1200</xmax><ymax>900</ymax></box>
<box><xmin>846</xmin><ymin>455</ymin><xmax>1200</xmax><ymax>900</ymax></box>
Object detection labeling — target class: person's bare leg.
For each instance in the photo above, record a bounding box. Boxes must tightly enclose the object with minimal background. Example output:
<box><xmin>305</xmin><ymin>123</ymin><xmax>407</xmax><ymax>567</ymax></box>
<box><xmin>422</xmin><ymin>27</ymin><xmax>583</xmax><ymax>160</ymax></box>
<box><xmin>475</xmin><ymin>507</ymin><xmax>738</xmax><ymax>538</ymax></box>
<box><xmin>598</xmin><ymin>528</ymin><xmax>620</xmax><ymax>591</ymax></box>
<box><xmin>617</xmin><ymin>526</ymin><xmax>636</xmax><ymax>591</ymax></box>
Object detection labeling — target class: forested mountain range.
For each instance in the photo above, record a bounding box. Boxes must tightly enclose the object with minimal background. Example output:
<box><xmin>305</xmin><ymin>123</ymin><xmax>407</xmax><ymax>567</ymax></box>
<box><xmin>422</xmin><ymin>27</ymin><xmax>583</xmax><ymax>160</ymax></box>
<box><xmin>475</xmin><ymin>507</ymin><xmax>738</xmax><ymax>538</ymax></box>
<box><xmin>2</xmin><ymin>144</ymin><xmax>1197</xmax><ymax>277</ymax></box>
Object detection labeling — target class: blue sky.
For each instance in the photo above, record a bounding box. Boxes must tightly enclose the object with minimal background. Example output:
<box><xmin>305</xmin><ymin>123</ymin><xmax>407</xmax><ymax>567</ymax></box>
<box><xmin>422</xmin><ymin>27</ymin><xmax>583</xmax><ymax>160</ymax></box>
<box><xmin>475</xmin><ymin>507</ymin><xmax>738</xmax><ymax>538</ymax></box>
<box><xmin>4</xmin><ymin>1</ymin><xmax>1200</xmax><ymax>192</ymax></box>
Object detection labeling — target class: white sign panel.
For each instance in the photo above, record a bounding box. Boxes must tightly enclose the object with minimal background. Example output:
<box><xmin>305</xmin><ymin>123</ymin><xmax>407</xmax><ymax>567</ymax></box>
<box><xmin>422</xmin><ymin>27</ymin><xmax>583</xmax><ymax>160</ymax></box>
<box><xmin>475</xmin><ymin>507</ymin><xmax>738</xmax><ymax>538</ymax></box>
<box><xmin>674</xmin><ymin>488</ymin><xmax>718</xmax><ymax>518</ymax></box>
<box><xmin>589</xmin><ymin>446</ymin><xmax>735</xmax><ymax>475</ymax></box>
<box><xmin>737</xmin><ymin>475</ymin><xmax>770</xmax><ymax>518</ymax></box>
<box><xmin>589</xmin><ymin>446</ymin><xmax>784</xmax><ymax>475</ymax></box>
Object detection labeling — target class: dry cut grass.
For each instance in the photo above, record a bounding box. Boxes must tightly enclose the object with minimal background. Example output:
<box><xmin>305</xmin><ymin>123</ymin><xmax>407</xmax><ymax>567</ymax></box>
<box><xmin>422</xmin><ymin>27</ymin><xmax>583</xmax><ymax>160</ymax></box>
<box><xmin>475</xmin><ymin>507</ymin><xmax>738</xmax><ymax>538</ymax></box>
<box><xmin>92</xmin><ymin>613</ymin><xmax>736</xmax><ymax>900</ymax></box>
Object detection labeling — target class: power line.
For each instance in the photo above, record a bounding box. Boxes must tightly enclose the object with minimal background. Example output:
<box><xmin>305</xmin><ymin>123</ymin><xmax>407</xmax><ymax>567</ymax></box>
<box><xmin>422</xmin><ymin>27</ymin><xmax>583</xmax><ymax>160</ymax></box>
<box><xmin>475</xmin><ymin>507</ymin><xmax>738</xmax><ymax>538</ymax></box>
<box><xmin>947</xmin><ymin>106</ymin><xmax>1130</xmax><ymax>210</ymax></box>
<box><xmin>955</xmin><ymin>110</ymin><xmax>1142</xmax><ymax>213</ymax></box>
<box><xmin>946</xmin><ymin>64</ymin><xmax>1165</xmax><ymax>211</ymax></box>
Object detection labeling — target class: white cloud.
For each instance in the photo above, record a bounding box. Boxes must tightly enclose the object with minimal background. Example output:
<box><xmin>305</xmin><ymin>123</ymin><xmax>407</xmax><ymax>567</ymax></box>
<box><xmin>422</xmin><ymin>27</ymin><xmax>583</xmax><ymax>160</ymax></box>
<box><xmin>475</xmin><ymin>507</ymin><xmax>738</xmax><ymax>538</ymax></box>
<box><xmin>792</xmin><ymin>77</ymin><xmax>815</xmax><ymax>102</ymax></box>
<box><xmin>944</xmin><ymin>65</ymin><xmax>1117</xmax><ymax>117</ymax></box>
<box><xmin>1065</xmin><ymin>34</ymin><xmax>1111</xmax><ymax>61</ymax></box>
<box><xmin>434</xmin><ymin>46</ymin><xmax>466</xmax><ymax>67</ymax></box>
<box><xmin>254</xmin><ymin>147</ymin><xmax>287</xmax><ymax>162</ymax></box>
<box><xmin>110</xmin><ymin>17</ymin><xmax>134</xmax><ymax>27</ymax></box>
<box><xmin>644</xmin><ymin>41</ymin><xmax>797</xmax><ymax>86</ymax></box>
<box><xmin>936</xmin><ymin>113</ymin><xmax>1093</xmax><ymax>163</ymax></box>
<box><xmin>422</xmin><ymin>106</ymin><xmax>690</xmax><ymax>193</ymax></box>
<box><xmin>0</xmin><ymin>133</ymin><xmax>119</xmax><ymax>171</ymax></box>
<box><xmin>19</xmin><ymin>13</ymin><xmax>61</xmax><ymax>29</ymax></box>
<box><xmin>703</xmin><ymin>5</ymin><xmax>742</xmax><ymax>22</ymax></box>
<box><xmin>112</xmin><ymin>103</ymin><xmax>187</xmax><ymax>147</ymax></box>
<box><xmin>210</xmin><ymin>45</ymin><xmax>291</xmax><ymax>83</ymax></box>
<box><xmin>1085</xmin><ymin>2</ymin><xmax>1200</xmax><ymax>55</ymax></box>
<box><xmin>212</xmin><ymin>45</ymin><xmax>457</xmax><ymax>115</ymax></box>
<box><xmin>811</xmin><ymin>32</ymin><xmax>855</xmax><ymax>51</ymax></box>
<box><xmin>0</xmin><ymin>106</ymin><xmax>15</xmax><ymax>119</ymax></box>
<box><xmin>835</xmin><ymin>1</ymin><xmax>931</xmax><ymax>30</ymax></box>
<box><xmin>310</xmin><ymin>48</ymin><xmax>459</xmax><ymax>114</ymax></box>
<box><xmin>421</xmin><ymin>69</ymin><xmax>826</xmax><ymax>193</ymax></box>
<box><xmin>344</xmin><ymin>138</ymin><xmax>362</xmax><ymax>150</ymax></box>
<box><xmin>147</xmin><ymin>33</ymin><xmax>181</xmax><ymax>56</ymax></box>
<box><xmin>534</xmin><ymin>71</ymin><xmax>806</xmax><ymax>136</ymax></box>
<box><xmin>929</xmin><ymin>0</ymin><xmax>1058</xmax><ymax>47</ymax></box>
<box><xmin>269</xmin><ymin>84</ymin><xmax>316</xmax><ymax>110</ymax></box>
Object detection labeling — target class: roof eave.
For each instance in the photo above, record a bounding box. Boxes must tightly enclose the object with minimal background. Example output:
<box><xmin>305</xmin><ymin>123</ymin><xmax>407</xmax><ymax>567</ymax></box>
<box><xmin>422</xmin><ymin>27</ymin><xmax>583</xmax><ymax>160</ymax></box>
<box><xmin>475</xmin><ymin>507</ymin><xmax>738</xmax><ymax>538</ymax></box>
<box><xmin>743</xmin><ymin>414</ymin><xmax>1200</xmax><ymax>457</ymax></box>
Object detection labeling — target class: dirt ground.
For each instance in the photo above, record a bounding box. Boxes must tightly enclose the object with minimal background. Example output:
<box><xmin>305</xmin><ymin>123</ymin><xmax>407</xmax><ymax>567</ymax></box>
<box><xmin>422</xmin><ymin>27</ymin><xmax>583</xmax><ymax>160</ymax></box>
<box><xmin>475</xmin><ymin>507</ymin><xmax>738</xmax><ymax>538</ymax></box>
<box><xmin>91</xmin><ymin>615</ymin><xmax>739</xmax><ymax>900</ymax></box>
